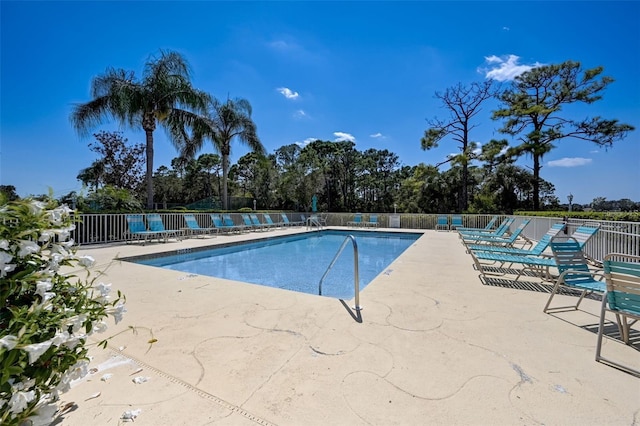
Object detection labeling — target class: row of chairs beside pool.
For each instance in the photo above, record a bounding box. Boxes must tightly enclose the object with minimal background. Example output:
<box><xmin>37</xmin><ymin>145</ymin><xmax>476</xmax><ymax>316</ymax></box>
<box><xmin>125</xmin><ymin>213</ymin><xmax>308</xmax><ymax>244</ymax></box>
<box><xmin>457</xmin><ymin>215</ymin><xmax>640</xmax><ymax>376</ymax></box>
<box><xmin>346</xmin><ymin>213</ymin><xmax>378</xmax><ymax>228</ymax></box>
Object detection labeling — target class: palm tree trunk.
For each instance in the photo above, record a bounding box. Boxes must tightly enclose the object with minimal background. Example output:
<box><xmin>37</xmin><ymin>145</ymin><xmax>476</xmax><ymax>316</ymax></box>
<box><xmin>145</xmin><ymin>129</ymin><xmax>154</xmax><ymax>210</ymax></box>
<box><xmin>222</xmin><ymin>154</ymin><xmax>229</xmax><ymax>210</ymax></box>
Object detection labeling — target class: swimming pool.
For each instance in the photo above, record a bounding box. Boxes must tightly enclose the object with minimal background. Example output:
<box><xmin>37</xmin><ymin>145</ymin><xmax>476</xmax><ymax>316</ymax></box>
<box><xmin>129</xmin><ymin>230</ymin><xmax>421</xmax><ymax>299</ymax></box>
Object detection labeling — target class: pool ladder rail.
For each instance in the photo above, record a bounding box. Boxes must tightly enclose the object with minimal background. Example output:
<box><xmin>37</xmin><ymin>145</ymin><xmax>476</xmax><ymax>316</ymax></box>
<box><xmin>318</xmin><ymin>235</ymin><xmax>362</xmax><ymax>311</ymax></box>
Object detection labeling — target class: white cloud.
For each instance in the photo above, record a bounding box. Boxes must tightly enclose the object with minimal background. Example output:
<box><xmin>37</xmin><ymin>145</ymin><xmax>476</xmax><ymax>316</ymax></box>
<box><xmin>480</xmin><ymin>54</ymin><xmax>542</xmax><ymax>81</ymax></box>
<box><xmin>294</xmin><ymin>137</ymin><xmax>318</xmax><ymax>148</ymax></box>
<box><xmin>333</xmin><ymin>132</ymin><xmax>356</xmax><ymax>142</ymax></box>
<box><xmin>293</xmin><ymin>109</ymin><xmax>307</xmax><ymax>119</ymax></box>
<box><xmin>277</xmin><ymin>87</ymin><xmax>299</xmax><ymax>100</ymax></box>
<box><xmin>370</xmin><ymin>132</ymin><xmax>384</xmax><ymax>138</ymax></box>
<box><xmin>547</xmin><ymin>157</ymin><xmax>593</xmax><ymax>167</ymax></box>
<box><xmin>502</xmin><ymin>26</ymin><xmax>510</xmax><ymax>31</ymax></box>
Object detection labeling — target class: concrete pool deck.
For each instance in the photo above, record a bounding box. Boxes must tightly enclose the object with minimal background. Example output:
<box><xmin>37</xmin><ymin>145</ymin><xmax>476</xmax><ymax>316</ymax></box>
<box><xmin>60</xmin><ymin>227</ymin><xmax>639</xmax><ymax>425</ymax></box>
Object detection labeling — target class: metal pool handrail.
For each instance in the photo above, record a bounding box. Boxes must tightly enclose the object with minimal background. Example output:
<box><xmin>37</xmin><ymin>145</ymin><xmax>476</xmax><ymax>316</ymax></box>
<box><xmin>318</xmin><ymin>235</ymin><xmax>362</xmax><ymax>311</ymax></box>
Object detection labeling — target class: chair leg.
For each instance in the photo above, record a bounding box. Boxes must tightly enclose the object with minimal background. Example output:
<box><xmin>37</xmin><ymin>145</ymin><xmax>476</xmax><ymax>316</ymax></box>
<box><xmin>595</xmin><ymin>294</ymin><xmax>607</xmax><ymax>362</ymax></box>
<box><xmin>543</xmin><ymin>281</ymin><xmax>562</xmax><ymax>313</ymax></box>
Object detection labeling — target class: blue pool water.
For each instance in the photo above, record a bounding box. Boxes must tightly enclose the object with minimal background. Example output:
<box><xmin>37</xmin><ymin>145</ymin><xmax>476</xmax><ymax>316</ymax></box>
<box><xmin>132</xmin><ymin>230</ymin><xmax>420</xmax><ymax>299</ymax></box>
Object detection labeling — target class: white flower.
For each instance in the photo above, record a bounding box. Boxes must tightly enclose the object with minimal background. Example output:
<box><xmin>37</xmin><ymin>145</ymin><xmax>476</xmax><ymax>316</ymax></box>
<box><xmin>0</xmin><ymin>251</ymin><xmax>16</xmax><ymax>278</ymax></box>
<box><xmin>50</xmin><ymin>244</ymin><xmax>70</xmax><ymax>258</ymax></box>
<box><xmin>78</xmin><ymin>255</ymin><xmax>95</xmax><ymax>268</ymax></box>
<box><xmin>0</xmin><ymin>335</ymin><xmax>18</xmax><ymax>350</ymax></box>
<box><xmin>54</xmin><ymin>227</ymin><xmax>75</xmax><ymax>242</ymax></box>
<box><xmin>91</xmin><ymin>321</ymin><xmax>108</xmax><ymax>334</ymax></box>
<box><xmin>27</xmin><ymin>400</ymin><xmax>58</xmax><ymax>426</ymax></box>
<box><xmin>62</xmin><ymin>333</ymin><xmax>85</xmax><ymax>350</ymax></box>
<box><xmin>67</xmin><ymin>359</ymin><xmax>89</xmax><ymax>381</ymax></box>
<box><xmin>94</xmin><ymin>282</ymin><xmax>111</xmax><ymax>302</ymax></box>
<box><xmin>35</xmin><ymin>280</ymin><xmax>53</xmax><ymax>297</ymax></box>
<box><xmin>0</xmin><ymin>239</ymin><xmax>9</xmax><ymax>250</ymax></box>
<box><xmin>8</xmin><ymin>390</ymin><xmax>35</xmax><ymax>414</ymax></box>
<box><xmin>65</xmin><ymin>314</ymin><xmax>87</xmax><ymax>333</ymax></box>
<box><xmin>28</xmin><ymin>201</ymin><xmax>46</xmax><ymax>215</ymax></box>
<box><xmin>17</xmin><ymin>240</ymin><xmax>40</xmax><ymax>257</ymax></box>
<box><xmin>46</xmin><ymin>252</ymin><xmax>65</xmax><ymax>272</ymax></box>
<box><xmin>51</xmin><ymin>331</ymin><xmax>70</xmax><ymax>347</ymax></box>
<box><xmin>108</xmin><ymin>302</ymin><xmax>127</xmax><ymax>324</ymax></box>
<box><xmin>23</xmin><ymin>340</ymin><xmax>53</xmax><ymax>364</ymax></box>
<box><xmin>38</xmin><ymin>230</ymin><xmax>54</xmax><ymax>242</ymax></box>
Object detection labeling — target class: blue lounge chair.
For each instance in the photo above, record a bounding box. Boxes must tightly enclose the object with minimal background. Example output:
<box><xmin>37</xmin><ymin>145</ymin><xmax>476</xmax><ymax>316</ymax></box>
<box><xmin>364</xmin><ymin>214</ymin><xmax>378</xmax><ymax>228</ymax></box>
<box><xmin>280</xmin><ymin>213</ymin><xmax>304</xmax><ymax>226</ymax></box>
<box><xmin>183</xmin><ymin>213</ymin><xmax>218</xmax><ymax>238</ymax></box>
<box><xmin>470</xmin><ymin>226</ymin><xmax>600</xmax><ymax>282</ymax></box>
<box><xmin>125</xmin><ymin>214</ymin><xmax>166</xmax><ymax>244</ymax></box>
<box><xmin>460</xmin><ymin>218</ymin><xmax>515</xmax><ymax>240</ymax></box>
<box><xmin>263</xmin><ymin>213</ymin><xmax>282</xmax><ymax>228</ymax></box>
<box><xmin>347</xmin><ymin>213</ymin><xmax>363</xmax><ymax>227</ymax></box>
<box><xmin>456</xmin><ymin>216</ymin><xmax>498</xmax><ymax>233</ymax></box>
<box><xmin>596</xmin><ymin>253</ymin><xmax>640</xmax><ymax>376</ymax></box>
<box><xmin>451</xmin><ymin>215</ymin><xmax>463</xmax><ymax>230</ymax></box>
<box><xmin>146</xmin><ymin>213</ymin><xmax>182</xmax><ymax>242</ymax></box>
<box><xmin>543</xmin><ymin>235</ymin><xmax>606</xmax><ymax>313</ymax></box>
<box><xmin>246</xmin><ymin>213</ymin><xmax>270</xmax><ymax>231</ymax></box>
<box><xmin>466</xmin><ymin>223</ymin><xmax>564</xmax><ymax>255</ymax></box>
<box><xmin>436</xmin><ymin>215</ymin><xmax>449</xmax><ymax>231</ymax></box>
<box><xmin>211</xmin><ymin>214</ymin><xmax>242</xmax><ymax>233</ymax></box>
<box><xmin>240</xmin><ymin>213</ymin><xmax>255</xmax><ymax>229</ymax></box>
<box><xmin>226</xmin><ymin>214</ymin><xmax>250</xmax><ymax>232</ymax></box>
<box><xmin>462</xmin><ymin>219</ymin><xmax>531</xmax><ymax>247</ymax></box>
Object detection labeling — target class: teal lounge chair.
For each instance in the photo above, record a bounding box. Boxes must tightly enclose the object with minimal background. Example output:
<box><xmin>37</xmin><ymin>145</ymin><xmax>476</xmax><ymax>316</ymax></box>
<box><xmin>456</xmin><ymin>216</ymin><xmax>498</xmax><ymax>233</ymax></box>
<box><xmin>436</xmin><ymin>215</ymin><xmax>449</xmax><ymax>231</ymax></box>
<box><xmin>596</xmin><ymin>253</ymin><xmax>640</xmax><ymax>376</ymax></box>
<box><xmin>462</xmin><ymin>219</ymin><xmax>530</xmax><ymax>247</ymax></box>
<box><xmin>125</xmin><ymin>214</ymin><xmax>166</xmax><ymax>244</ymax></box>
<box><xmin>364</xmin><ymin>214</ymin><xmax>378</xmax><ymax>228</ymax></box>
<box><xmin>347</xmin><ymin>213</ymin><xmax>363</xmax><ymax>227</ymax></box>
<box><xmin>280</xmin><ymin>213</ymin><xmax>304</xmax><ymax>226</ymax></box>
<box><xmin>460</xmin><ymin>218</ymin><xmax>515</xmax><ymax>240</ymax></box>
<box><xmin>224</xmin><ymin>214</ymin><xmax>250</xmax><ymax>232</ymax></box>
<box><xmin>263</xmin><ymin>213</ymin><xmax>282</xmax><ymax>228</ymax></box>
<box><xmin>248</xmin><ymin>213</ymin><xmax>271</xmax><ymax>231</ymax></box>
<box><xmin>451</xmin><ymin>215</ymin><xmax>463</xmax><ymax>230</ymax></box>
<box><xmin>211</xmin><ymin>214</ymin><xmax>241</xmax><ymax>233</ymax></box>
<box><xmin>183</xmin><ymin>214</ymin><xmax>218</xmax><ymax>238</ymax></box>
<box><xmin>543</xmin><ymin>235</ymin><xmax>606</xmax><ymax>313</ymax></box>
<box><xmin>240</xmin><ymin>213</ymin><xmax>255</xmax><ymax>229</ymax></box>
<box><xmin>466</xmin><ymin>223</ymin><xmax>564</xmax><ymax>255</ymax></box>
<box><xmin>146</xmin><ymin>213</ymin><xmax>181</xmax><ymax>242</ymax></box>
<box><xmin>470</xmin><ymin>226</ymin><xmax>600</xmax><ymax>282</ymax></box>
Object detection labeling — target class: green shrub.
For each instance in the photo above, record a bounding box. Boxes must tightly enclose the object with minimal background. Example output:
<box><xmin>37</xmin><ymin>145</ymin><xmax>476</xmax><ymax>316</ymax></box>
<box><xmin>0</xmin><ymin>199</ymin><xmax>125</xmax><ymax>425</ymax></box>
<box><xmin>515</xmin><ymin>211</ymin><xmax>640</xmax><ymax>222</ymax></box>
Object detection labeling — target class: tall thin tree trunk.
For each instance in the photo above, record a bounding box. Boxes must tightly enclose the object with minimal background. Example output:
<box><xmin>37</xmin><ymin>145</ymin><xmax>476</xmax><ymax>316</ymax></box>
<box><xmin>533</xmin><ymin>154</ymin><xmax>541</xmax><ymax>210</ymax></box>
<box><xmin>145</xmin><ymin>130</ymin><xmax>154</xmax><ymax>210</ymax></box>
<box><xmin>222</xmin><ymin>154</ymin><xmax>229</xmax><ymax>210</ymax></box>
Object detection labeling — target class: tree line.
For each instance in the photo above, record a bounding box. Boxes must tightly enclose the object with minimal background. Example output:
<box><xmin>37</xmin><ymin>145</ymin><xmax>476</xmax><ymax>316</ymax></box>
<box><xmin>6</xmin><ymin>49</ymin><xmax>636</xmax><ymax>213</ymax></box>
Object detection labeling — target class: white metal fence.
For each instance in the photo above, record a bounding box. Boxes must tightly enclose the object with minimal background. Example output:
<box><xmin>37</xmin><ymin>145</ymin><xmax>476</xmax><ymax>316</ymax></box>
<box><xmin>71</xmin><ymin>213</ymin><xmax>640</xmax><ymax>262</ymax></box>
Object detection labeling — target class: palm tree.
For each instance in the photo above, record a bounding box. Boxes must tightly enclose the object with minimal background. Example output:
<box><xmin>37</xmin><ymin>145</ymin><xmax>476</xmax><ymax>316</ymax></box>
<box><xmin>183</xmin><ymin>97</ymin><xmax>264</xmax><ymax>210</ymax></box>
<box><xmin>70</xmin><ymin>50</ymin><xmax>210</xmax><ymax>209</ymax></box>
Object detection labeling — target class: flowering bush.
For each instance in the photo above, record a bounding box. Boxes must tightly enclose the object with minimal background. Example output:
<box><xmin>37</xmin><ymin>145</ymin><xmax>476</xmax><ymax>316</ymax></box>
<box><xmin>0</xmin><ymin>199</ymin><xmax>125</xmax><ymax>425</ymax></box>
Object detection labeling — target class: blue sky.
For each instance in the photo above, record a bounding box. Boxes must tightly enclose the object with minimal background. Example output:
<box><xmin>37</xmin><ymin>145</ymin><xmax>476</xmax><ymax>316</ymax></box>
<box><xmin>1</xmin><ymin>1</ymin><xmax>638</xmax><ymax>205</ymax></box>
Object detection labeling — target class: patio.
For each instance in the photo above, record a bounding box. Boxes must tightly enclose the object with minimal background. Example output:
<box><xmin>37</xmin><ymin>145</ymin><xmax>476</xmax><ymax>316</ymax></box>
<box><xmin>59</xmin><ymin>227</ymin><xmax>639</xmax><ymax>425</ymax></box>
